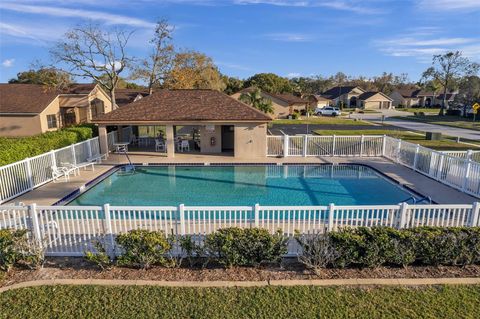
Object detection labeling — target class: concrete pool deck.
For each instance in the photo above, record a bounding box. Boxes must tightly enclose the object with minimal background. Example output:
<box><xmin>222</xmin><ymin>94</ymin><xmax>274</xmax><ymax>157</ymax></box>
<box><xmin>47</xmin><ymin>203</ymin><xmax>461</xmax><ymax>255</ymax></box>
<box><xmin>3</xmin><ymin>154</ymin><xmax>478</xmax><ymax>206</ymax></box>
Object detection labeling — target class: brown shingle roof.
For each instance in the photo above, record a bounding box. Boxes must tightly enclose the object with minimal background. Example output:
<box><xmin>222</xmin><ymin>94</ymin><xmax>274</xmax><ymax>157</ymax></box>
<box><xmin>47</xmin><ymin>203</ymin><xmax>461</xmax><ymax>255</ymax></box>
<box><xmin>94</xmin><ymin>89</ymin><xmax>272</xmax><ymax>123</ymax></box>
<box><xmin>115</xmin><ymin>89</ymin><xmax>149</xmax><ymax>106</ymax></box>
<box><xmin>0</xmin><ymin>84</ymin><xmax>59</xmax><ymax>114</ymax></box>
<box><xmin>67</xmin><ymin>83</ymin><xmax>97</xmax><ymax>94</ymax></box>
<box><xmin>269</xmin><ymin>93</ymin><xmax>307</xmax><ymax>105</ymax></box>
<box><xmin>321</xmin><ymin>86</ymin><xmax>364</xmax><ymax>99</ymax></box>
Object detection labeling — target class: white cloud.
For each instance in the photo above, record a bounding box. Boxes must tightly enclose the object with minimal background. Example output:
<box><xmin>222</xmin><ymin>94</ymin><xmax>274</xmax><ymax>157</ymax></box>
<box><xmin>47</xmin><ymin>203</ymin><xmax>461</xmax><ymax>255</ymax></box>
<box><xmin>216</xmin><ymin>61</ymin><xmax>252</xmax><ymax>71</ymax></box>
<box><xmin>234</xmin><ymin>0</ymin><xmax>385</xmax><ymax>14</ymax></box>
<box><xmin>2</xmin><ymin>59</ymin><xmax>15</xmax><ymax>67</ymax></box>
<box><xmin>374</xmin><ymin>30</ymin><xmax>480</xmax><ymax>62</ymax></box>
<box><xmin>0</xmin><ymin>2</ymin><xmax>155</xmax><ymax>28</ymax></box>
<box><xmin>286</xmin><ymin>72</ymin><xmax>301</xmax><ymax>78</ymax></box>
<box><xmin>264</xmin><ymin>32</ymin><xmax>313</xmax><ymax>42</ymax></box>
<box><xmin>0</xmin><ymin>21</ymin><xmax>66</xmax><ymax>43</ymax></box>
<box><xmin>418</xmin><ymin>0</ymin><xmax>480</xmax><ymax>10</ymax></box>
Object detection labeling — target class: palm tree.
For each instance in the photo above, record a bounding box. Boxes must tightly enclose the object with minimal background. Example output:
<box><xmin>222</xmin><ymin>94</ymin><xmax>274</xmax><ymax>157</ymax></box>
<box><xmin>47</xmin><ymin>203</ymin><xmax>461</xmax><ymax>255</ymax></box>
<box><xmin>239</xmin><ymin>88</ymin><xmax>274</xmax><ymax>114</ymax></box>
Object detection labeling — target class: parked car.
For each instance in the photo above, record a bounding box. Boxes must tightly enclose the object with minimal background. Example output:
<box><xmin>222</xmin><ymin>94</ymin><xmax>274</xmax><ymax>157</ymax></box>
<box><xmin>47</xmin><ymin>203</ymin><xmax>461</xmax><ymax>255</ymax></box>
<box><xmin>315</xmin><ymin>107</ymin><xmax>341</xmax><ymax>116</ymax></box>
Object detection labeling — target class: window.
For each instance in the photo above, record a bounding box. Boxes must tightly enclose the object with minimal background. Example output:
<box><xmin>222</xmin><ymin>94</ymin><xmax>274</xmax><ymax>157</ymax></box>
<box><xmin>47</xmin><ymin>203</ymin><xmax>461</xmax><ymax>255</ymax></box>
<box><xmin>90</xmin><ymin>99</ymin><xmax>105</xmax><ymax>118</ymax></box>
<box><xmin>47</xmin><ymin>114</ymin><xmax>57</xmax><ymax>129</ymax></box>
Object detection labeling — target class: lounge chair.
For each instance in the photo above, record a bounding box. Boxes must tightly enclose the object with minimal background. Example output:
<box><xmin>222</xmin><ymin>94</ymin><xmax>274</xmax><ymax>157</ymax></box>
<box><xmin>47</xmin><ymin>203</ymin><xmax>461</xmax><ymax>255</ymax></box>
<box><xmin>155</xmin><ymin>139</ymin><xmax>166</xmax><ymax>152</ymax></box>
<box><xmin>51</xmin><ymin>165</ymin><xmax>75</xmax><ymax>182</ymax></box>
<box><xmin>87</xmin><ymin>154</ymin><xmax>107</xmax><ymax>163</ymax></box>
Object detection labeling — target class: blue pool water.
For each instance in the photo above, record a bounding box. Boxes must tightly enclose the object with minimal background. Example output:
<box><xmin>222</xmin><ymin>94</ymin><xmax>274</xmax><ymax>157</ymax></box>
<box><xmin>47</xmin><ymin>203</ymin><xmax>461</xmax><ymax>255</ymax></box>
<box><xmin>66</xmin><ymin>165</ymin><xmax>416</xmax><ymax>206</ymax></box>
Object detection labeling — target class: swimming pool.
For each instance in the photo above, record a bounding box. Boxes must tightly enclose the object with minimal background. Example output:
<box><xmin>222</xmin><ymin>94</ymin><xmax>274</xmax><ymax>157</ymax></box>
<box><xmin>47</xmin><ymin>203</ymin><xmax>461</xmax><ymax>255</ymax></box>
<box><xmin>65</xmin><ymin>164</ymin><xmax>418</xmax><ymax>206</ymax></box>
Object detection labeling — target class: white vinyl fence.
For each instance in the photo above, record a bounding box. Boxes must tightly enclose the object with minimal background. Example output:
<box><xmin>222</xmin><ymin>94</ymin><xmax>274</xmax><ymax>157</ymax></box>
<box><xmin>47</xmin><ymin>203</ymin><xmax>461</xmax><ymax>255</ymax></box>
<box><xmin>0</xmin><ymin>137</ymin><xmax>103</xmax><ymax>204</ymax></box>
<box><xmin>267</xmin><ymin>134</ymin><xmax>480</xmax><ymax>198</ymax></box>
<box><xmin>1</xmin><ymin>202</ymin><xmax>479</xmax><ymax>256</ymax></box>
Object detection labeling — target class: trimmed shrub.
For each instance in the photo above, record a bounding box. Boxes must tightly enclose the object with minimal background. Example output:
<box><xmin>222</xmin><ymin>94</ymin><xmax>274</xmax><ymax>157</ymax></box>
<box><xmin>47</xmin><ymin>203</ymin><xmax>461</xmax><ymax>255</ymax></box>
<box><xmin>205</xmin><ymin>227</ymin><xmax>287</xmax><ymax>268</ymax></box>
<box><xmin>116</xmin><ymin>230</ymin><xmax>171</xmax><ymax>269</ymax></box>
<box><xmin>0</xmin><ymin>125</ymin><xmax>94</xmax><ymax>166</ymax></box>
<box><xmin>295</xmin><ymin>232</ymin><xmax>338</xmax><ymax>274</ymax></box>
<box><xmin>0</xmin><ymin>229</ymin><xmax>45</xmax><ymax>271</ymax></box>
<box><xmin>84</xmin><ymin>239</ymin><xmax>112</xmax><ymax>271</ymax></box>
<box><xmin>299</xmin><ymin>227</ymin><xmax>480</xmax><ymax>271</ymax></box>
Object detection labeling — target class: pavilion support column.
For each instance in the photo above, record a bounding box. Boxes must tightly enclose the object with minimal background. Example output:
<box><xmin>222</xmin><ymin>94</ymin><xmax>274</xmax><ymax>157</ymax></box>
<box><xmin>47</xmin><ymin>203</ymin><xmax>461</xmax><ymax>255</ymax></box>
<box><xmin>99</xmin><ymin>125</ymin><xmax>109</xmax><ymax>155</ymax></box>
<box><xmin>166</xmin><ymin>125</ymin><xmax>175</xmax><ymax>158</ymax></box>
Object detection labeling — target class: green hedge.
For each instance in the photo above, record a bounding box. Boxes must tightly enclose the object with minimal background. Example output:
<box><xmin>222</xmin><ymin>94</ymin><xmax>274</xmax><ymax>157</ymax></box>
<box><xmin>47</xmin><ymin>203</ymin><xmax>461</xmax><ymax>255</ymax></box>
<box><xmin>0</xmin><ymin>126</ymin><xmax>94</xmax><ymax>166</ymax></box>
<box><xmin>296</xmin><ymin>227</ymin><xmax>480</xmax><ymax>270</ymax></box>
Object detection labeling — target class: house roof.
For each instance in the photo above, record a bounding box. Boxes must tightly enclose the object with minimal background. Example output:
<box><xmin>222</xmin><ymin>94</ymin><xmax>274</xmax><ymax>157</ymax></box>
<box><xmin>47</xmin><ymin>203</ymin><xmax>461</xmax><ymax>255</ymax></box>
<box><xmin>310</xmin><ymin>94</ymin><xmax>331</xmax><ymax>102</ymax></box>
<box><xmin>0</xmin><ymin>84</ymin><xmax>60</xmax><ymax>114</ymax></box>
<box><xmin>93</xmin><ymin>89</ymin><xmax>272</xmax><ymax>123</ymax></box>
<box><xmin>67</xmin><ymin>83</ymin><xmax>97</xmax><ymax>94</ymax></box>
<box><xmin>115</xmin><ymin>88</ymin><xmax>149</xmax><ymax>106</ymax></box>
<box><xmin>395</xmin><ymin>89</ymin><xmax>456</xmax><ymax>100</ymax></box>
<box><xmin>236</xmin><ymin>87</ymin><xmax>306</xmax><ymax>105</ymax></box>
<box><xmin>321</xmin><ymin>86</ymin><xmax>364</xmax><ymax>99</ymax></box>
<box><xmin>358</xmin><ymin>91</ymin><xmax>393</xmax><ymax>101</ymax></box>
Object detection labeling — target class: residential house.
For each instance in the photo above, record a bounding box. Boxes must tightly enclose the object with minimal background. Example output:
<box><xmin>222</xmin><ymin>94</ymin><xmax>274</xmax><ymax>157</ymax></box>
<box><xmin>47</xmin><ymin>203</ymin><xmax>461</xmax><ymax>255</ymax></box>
<box><xmin>0</xmin><ymin>83</ymin><xmax>112</xmax><ymax>137</ymax></box>
<box><xmin>115</xmin><ymin>88</ymin><xmax>149</xmax><ymax>107</ymax></box>
<box><xmin>389</xmin><ymin>89</ymin><xmax>457</xmax><ymax>108</ymax></box>
<box><xmin>306</xmin><ymin>95</ymin><xmax>332</xmax><ymax>109</ymax></box>
<box><xmin>321</xmin><ymin>86</ymin><xmax>393</xmax><ymax>109</ymax></box>
<box><xmin>94</xmin><ymin>89</ymin><xmax>272</xmax><ymax>158</ymax></box>
<box><xmin>231</xmin><ymin>87</ymin><xmax>309</xmax><ymax>118</ymax></box>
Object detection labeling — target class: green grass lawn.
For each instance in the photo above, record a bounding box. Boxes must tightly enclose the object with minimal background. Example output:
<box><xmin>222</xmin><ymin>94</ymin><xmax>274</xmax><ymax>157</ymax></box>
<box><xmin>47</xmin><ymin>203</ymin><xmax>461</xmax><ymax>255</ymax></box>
<box><xmin>273</xmin><ymin>117</ymin><xmax>372</xmax><ymax>125</ymax></box>
<box><xmin>1</xmin><ymin>285</ymin><xmax>479</xmax><ymax>319</ymax></box>
<box><xmin>398</xmin><ymin>108</ymin><xmax>441</xmax><ymax>114</ymax></box>
<box><xmin>313</xmin><ymin>129</ymin><xmax>480</xmax><ymax>151</ymax></box>
<box><xmin>392</xmin><ymin>115</ymin><xmax>480</xmax><ymax>131</ymax></box>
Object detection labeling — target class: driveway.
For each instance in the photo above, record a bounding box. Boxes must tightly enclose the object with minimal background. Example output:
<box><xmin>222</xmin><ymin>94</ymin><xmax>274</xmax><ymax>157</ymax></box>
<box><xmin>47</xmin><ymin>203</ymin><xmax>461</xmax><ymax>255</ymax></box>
<box><xmin>350</xmin><ymin>110</ymin><xmax>480</xmax><ymax>140</ymax></box>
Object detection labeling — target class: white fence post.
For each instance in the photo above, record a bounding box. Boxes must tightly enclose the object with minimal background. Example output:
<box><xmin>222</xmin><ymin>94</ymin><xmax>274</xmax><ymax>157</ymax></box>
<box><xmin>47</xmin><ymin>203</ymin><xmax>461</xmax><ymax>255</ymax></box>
<box><xmin>413</xmin><ymin>144</ymin><xmax>420</xmax><ymax>170</ymax></box>
<box><xmin>283</xmin><ymin>135</ymin><xmax>289</xmax><ymax>158</ymax></box>
<box><xmin>360</xmin><ymin>135</ymin><xmax>365</xmax><ymax>157</ymax></box>
<box><xmin>463</xmin><ymin>159</ymin><xmax>472</xmax><ymax>191</ymax></box>
<box><xmin>103</xmin><ymin>204</ymin><xmax>115</xmax><ymax>258</ymax></box>
<box><xmin>328</xmin><ymin>203</ymin><xmax>335</xmax><ymax>232</ymax></box>
<box><xmin>332</xmin><ymin>135</ymin><xmax>336</xmax><ymax>157</ymax></box>
<box><xmin>303</xmin><ymin>135</ymin><xmax>308</xmax><ymax>157</ymax></box>
<box><xmin>254</xmin><ymin>204</ymin><xmax>260</xmax><ymax>227</ymax></box>
<box><xmin>71</xmin><ymin>144</ymin><xmax>77</xmax><ymax>165</ymax></box>
<box><xmin>25</xmin><ymin>158</ymin><xmax>34</xmax><ymax>189</ymax></box>
<box><xmin>398</xmin><ymin>202</ymin><xmax>409</xmax><ymax>229</ymax></box>
<box><xmin>87</xmin><ymin>139</ymin><xmax>93</xmax><ymax>159</ymax></box>
<box><xmin>50</xmin><ymin>150</ymin><xmax>56</xmax><ymax>168</ymax></box>
<box><xmin>471</xmin><ymin>202</ymin><xmax>480</xmax><ymax>227</ymax></box>
<box><xmin>179</xmin><ymin>204</ymin><xmax>186</xmax><ymax>235</ymax></box>
<box><xmin>382</xmin><ymin>135</ymin><xmax>387</xmax><ymax>157</ymax></box>
<box><xmin>467</xmin><ymin>149</ymin><xmax>473</xmax><ymax>161</ymax></box>
<box><xmin>396</xmin><ymin>139</ymin><xmax>402</xmax><ymax>163</ymax></box>
<box><xmin>29</xmin><ymin>203</ymin><xmax>43</xmax><ymax>247</ymax></box>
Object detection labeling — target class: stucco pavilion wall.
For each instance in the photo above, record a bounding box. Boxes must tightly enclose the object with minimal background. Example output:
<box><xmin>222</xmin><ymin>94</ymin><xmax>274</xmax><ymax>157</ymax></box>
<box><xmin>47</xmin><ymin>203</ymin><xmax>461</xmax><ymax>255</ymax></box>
<box><xmin>234</xmin><ymin>123</ymin><xmax>267</xmax><ymax>158</ymax></box>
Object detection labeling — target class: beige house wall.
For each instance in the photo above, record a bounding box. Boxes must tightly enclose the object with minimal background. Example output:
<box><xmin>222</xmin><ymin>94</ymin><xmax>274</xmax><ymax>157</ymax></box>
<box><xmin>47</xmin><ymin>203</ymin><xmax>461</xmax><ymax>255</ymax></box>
<box><xmin>234</xmin><ymin>123</ymin><xmax>267</xmax><ymax>158</ymax></box>
<box><xmin>0</xmin><ymin>114</ymin><xmax>43</xmax><ymax>137</ymax></box>
<box><xmin>199</xmin><ymin>125</ymin><xmax>222</xmax><ymax>153</ymax></box>
<box><xmin>231</xmin><ymin>91</ymin><xmax>302</xmax><ymax>119</ymax></box>
<box><xmin>39</xmin><ymin>97</ymin><xmax>62</xmax><ymax>133</ymax></box>
<box><xmin>362</xmin><ymin>93</ymin><xmax>392</xmax><ymax>110</ymax></box>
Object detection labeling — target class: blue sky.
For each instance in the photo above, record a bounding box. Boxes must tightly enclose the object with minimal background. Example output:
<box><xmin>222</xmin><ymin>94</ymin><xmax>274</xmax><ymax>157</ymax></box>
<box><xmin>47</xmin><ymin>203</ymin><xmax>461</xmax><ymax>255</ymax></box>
<box><xmin>0</xmin><ymin>0</ymin><xmax>479</xmax><ymax>83</ymax></box>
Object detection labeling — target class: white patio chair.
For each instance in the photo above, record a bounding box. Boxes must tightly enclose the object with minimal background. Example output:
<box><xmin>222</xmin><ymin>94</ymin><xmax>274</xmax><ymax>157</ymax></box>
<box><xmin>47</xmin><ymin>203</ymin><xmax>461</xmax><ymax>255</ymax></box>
<box><xmin>155</xmin><ymin>139</ymin><xmax>166</xmax><ymax>152</ymax></box>
<box><xmin>130</xmin><ymin>134</ymin><xmax>139</xmax><ymax>146</ymax></box>
<box><xmin>180</xmin><ymin>140</ymin><xmax>190</xmax><ymax>152</ymax></box>
<box><xmin>51</xmin><ymin>165</ymin><xmax>73</xmax><ymax>182</ymax></box>
<box><xmin>60</xmin><ymin>162</ymin><xmax>80</xmax><ymax>176</ymax></box>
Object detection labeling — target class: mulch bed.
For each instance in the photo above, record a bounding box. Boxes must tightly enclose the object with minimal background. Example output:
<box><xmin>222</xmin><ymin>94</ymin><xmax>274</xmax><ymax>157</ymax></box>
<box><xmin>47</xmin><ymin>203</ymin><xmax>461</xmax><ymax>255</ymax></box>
<box><xmin>2</xmin><ymin>258</ymin><xmax>480</xmax><ymax>288</ymax></box>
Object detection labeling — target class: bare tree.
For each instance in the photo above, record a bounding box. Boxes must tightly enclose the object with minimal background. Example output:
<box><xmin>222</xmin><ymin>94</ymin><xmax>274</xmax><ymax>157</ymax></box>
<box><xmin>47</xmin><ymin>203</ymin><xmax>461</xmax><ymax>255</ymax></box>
<box><xmin>132</xmin><ymin>19</ymin><xmax>175</xmax><ymax>95</ymax></box>
<box><xmin>51</xmin><ymin>24</ymin><xmax>133</xmax><ymax>109</ymax></box>
<box><xmin>422</xmin><ymin>51</ymin><xmax>479</xmax><ymax>116</ymax></box>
